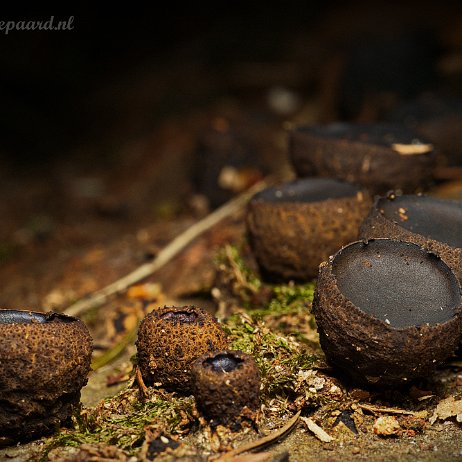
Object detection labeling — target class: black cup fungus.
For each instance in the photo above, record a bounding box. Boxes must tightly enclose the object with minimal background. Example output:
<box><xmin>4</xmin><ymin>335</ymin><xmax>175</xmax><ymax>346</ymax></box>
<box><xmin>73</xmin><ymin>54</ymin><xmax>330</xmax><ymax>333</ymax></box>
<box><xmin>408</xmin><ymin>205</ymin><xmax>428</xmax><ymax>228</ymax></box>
<box><xmin>313</xmin><ymin>239</ymin><xmax>462</xmax><ymax>387</ymax></box>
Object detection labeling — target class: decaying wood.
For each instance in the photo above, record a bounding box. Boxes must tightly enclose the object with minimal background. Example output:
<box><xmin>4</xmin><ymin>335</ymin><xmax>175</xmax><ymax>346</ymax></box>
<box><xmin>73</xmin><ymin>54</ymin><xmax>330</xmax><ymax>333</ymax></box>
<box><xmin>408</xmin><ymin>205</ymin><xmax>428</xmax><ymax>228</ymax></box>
<box><xmin>64</xmin><ymin>179</ymin><xmax>270</xmax><ymax>318</ymax></box>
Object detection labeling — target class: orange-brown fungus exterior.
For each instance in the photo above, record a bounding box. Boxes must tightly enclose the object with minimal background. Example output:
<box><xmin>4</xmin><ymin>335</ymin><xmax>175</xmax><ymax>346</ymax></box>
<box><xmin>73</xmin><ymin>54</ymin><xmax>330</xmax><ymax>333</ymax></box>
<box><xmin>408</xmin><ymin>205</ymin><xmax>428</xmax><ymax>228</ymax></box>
<box><xmin>0</xmin><ymin>310</ymin><xmax>93</xmax><ymax>442</ymax></box>
<box><xmin>191</xmin><ymin>350</ymin><xmax>260</xmax><ymax>429</ymax></box>
<box><xmin>136</xmin><ymin>306</ymin><xmax>229</xmax><ymax>393</ymax></box>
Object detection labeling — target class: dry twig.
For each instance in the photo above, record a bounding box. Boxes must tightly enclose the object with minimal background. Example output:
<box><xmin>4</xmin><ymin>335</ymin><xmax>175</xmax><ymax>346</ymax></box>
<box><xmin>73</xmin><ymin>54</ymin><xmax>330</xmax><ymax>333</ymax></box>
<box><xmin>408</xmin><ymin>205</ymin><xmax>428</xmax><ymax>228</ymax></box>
<box><xmin>300</xmin><ymin>417</ymin><xmax>334</xmax><ymax>443</ymax></box>
<box><xmin>135</xmin><ymin>367</ymin><xmax>149</xmax><ymax>400</ymax></box>
<box><xmin>65</xmin><ymin>179</ymin><xmax>270</xmax><ymax>317</ymax></box>
<box><xmin>358</xmin><ymin>403</ymin><xmax>428</xmax><ymax>418</ymax></box>
<box><xmin>214</xmin><ymin>411</ymin><xmax>301</xmax><ymax>462</ymax></box>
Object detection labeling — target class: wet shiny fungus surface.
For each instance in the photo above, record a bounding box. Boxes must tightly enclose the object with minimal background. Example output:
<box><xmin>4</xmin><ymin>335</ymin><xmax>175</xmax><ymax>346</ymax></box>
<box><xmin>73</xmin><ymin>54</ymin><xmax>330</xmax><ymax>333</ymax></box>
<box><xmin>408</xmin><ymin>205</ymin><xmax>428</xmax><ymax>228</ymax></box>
<box><xmin>332</xmin><ymin>239</ymin><xmax>460</xmax><ymax>327</ymax></box>
<box><xmin>253</xmin><ymin>178</ymin><xmax>359</xmax><ymax>204</ymax></box>
<box><xmin>360</xmin><ymin>194</ymin><xmax>462</xmax><ymax>284</ymax></box>
<box><xmin>204</xmin><ymin>352</ymin><xmax>244</xmax><ymax>373</ymax></box>
<box><xmin>377</xmin><ymin>195</ymin><xmax>462</xmax><ymax>249</ymax></box>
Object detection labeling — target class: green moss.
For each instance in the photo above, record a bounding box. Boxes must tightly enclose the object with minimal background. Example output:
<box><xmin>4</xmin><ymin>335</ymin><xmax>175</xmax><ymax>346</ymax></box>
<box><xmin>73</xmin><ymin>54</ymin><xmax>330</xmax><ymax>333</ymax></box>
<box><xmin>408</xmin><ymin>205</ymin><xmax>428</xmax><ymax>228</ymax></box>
<box><xmin>45</xmin><ymin>389</ymin><xmax>195</xmax><ymax>456</ymax></box>
<box><xmin>225</xmin><ymin>312</ymin><xmax>321</xmax><ymax>399</ymax></box>
<box><xmin>214</xmin><ymin>245</ymin><xmax>327</xmax><ymax>406</ymax></box>
<box><xmin>217</xmin><ymin>244</ymin><xmax>261</xmax><ymax>290</ymax></box>
<box><xmin>250</xmin><ymin>281</ymin><xmax>315</xmax><ymax>318</ymax></box>
<box><xmin>214</xmin><ymin>244</ymin><xmax>262</xmax><ymax>306</ymax></box>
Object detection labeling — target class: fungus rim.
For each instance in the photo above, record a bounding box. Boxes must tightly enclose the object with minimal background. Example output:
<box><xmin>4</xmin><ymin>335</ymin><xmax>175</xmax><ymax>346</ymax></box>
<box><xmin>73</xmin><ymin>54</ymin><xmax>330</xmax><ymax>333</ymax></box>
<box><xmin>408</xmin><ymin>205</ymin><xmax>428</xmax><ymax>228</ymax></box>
<box><xmin>160</xmin><ymin>309</ymin><xmax>199</xmax><ymax>324</ymax></box>
<box><xmin>329</xmin><ymin>238</ymin><xmax>462</xmax><ymax>329</ymax></box>
<box><xmin>203</xmin><ymin>352</ymin><xmax>245</xmax><ymax>373</ymax></box>
<box><xmin>296</xmin><ymin>122</ymin><xmax>431</xmax><ymax>149</ymax></box>
<box><xmin>0</xmin><ymin>309</ymin><xmax>78</xmax><ymax>325</ymax></box>
<box><xmin>251</xmin><ymin>178</ymin><xmax>362</xmax><ymax>204</ymax></box>
<box><xmin>373</xmin><ymin>194</ymin><xmax>462</xmax><ymax>249</ymax></box>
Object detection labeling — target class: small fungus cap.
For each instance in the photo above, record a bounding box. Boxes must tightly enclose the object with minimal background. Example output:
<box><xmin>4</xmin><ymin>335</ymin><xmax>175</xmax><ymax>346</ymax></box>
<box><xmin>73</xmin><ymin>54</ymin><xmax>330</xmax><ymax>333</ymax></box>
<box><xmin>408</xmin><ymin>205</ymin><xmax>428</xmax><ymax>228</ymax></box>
<box><xmin>290</xmin><ymin>123</ymin><xmax>436</xmax><ymax>194</ymax></box>
<box><xmin>191</xmin><ymin>350</ymin><xmax>261</xmax><ymax>428</ymax></box>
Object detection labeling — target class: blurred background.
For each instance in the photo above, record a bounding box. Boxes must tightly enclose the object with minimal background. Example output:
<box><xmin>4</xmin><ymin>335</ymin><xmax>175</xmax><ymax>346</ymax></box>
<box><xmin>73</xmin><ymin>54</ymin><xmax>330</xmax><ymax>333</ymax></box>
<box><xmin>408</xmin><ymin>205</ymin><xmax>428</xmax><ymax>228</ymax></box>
<box><xmin>2</xmin><ymin>1</ymin><xmax>462</xmax><ymax>307</ymax></box>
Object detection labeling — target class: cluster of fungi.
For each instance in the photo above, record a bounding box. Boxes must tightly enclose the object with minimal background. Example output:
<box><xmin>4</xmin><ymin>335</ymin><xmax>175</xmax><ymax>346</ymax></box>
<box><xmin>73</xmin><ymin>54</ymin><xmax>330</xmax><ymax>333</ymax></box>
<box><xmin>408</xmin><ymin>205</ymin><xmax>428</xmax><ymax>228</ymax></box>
<box><xmin>2</xmin><ymin>122</ymin><xmax>462</xmax><ymax>447</ymax></box>
<box><xmin>136</xmin><ymin>305</ymin><xmax>261</xmax><ymax>428</ymax></box>
<box><xmin>248</xmin><ymin>122</ymin><xmax>462</xmax><ymax>387</ymax></box>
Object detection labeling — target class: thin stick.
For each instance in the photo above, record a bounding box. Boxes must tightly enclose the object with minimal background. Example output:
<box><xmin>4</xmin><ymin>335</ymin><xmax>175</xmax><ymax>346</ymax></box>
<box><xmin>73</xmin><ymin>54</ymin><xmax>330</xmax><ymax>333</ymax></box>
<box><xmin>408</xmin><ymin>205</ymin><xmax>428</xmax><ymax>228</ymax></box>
<box><xmin>300</xmin><ymin>417</ymin><xmax>334</xmax><ymax>442</ymax></box>
<box><xmin>135</xmin><ymin>367</ymin><xmax>149</xmax><ymax>400</ymax></box>
<box><xmin>64</xmin><ymin>179</ymin><xmax>269</xmax><ymax>318</ymax></box>
<box><xmin>90</xmin><ymin>326</ymin><xmax>138</xmax><ymax>370</ymax></box>
<box><xmin>358</xmin><ymin>403</ymin><xmax>427</xmax><ymax>418</ymax></box>
<box><xmin>214</xmin><ymin>411</ymin><xmax>301</xmax><ymax>462</ymax></box>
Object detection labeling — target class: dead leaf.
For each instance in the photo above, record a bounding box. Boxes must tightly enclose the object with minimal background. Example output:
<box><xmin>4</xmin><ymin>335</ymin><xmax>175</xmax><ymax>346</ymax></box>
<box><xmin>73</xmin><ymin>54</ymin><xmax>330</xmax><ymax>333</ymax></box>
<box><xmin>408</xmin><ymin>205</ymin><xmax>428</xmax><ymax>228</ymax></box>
<box><xmin>213</xmin><ymin>411</ymin><xmax>301</xmax><ymax>462</ymax></box>
<box><xmin>430</xmin><ymin>396</ymin><xmax>462</xmax><ymax>424</ymax></box>
<box><xmin>126</xmin><ymin>282</ymin><xmax>163</xmax><ymax>301</ymax></box>
<box><xmin>225</xmin><ymin>453</ymin><xmax>273</xmax><ymax>462</ymax></box>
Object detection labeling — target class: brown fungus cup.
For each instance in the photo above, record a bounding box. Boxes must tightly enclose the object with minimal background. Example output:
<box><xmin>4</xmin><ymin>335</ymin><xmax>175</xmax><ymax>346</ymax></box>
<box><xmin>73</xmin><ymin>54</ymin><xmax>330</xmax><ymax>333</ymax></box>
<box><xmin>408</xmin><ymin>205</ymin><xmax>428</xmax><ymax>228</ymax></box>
<box><xmin>246</xmin><ymin>178</ymin><xmax>371</xmax><ymax>281</ymax></box>
<box><xmin>290</xmin><ymin>123</ymin><xmax>436</xmax><ymax>195</ymax></box>
<box><xmin>136</xmin><ymin>306</ymin><xmax>229</xmax><ymax>393</ymax></box>
<box><xmin>0</xmin><ymin>310</ymin><xmax>92</xmax><ymax>443</ymax></box>
<box><xmin>360</xmin><ymin>193</ymin><xmax>462</xmax><ymax>284</ymax></box>
<box><xmin>313</xmin><ymin>239</ymin><xmax>462</xmax><ymax>387</ymax></box>
<box><xmin>191</xmin><ymin>350</ymin><xmax>260</xmax><ymax>429</ymax></box>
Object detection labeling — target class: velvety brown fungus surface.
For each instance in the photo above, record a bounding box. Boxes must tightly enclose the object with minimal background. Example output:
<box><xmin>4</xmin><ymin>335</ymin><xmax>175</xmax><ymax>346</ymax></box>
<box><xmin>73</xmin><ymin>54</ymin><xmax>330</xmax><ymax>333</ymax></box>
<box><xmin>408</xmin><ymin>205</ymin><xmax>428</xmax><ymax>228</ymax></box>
<box><xmin>246</xmin><ymin>178</ymin><xmax>372</xmax><ymax>281</ymax></box>
<box><xmin>191</xmin><ymin>350</ymin><xmax>260</xmax><ymax>428</ymax></box>
<box><xmin>0</xmin><ymin>310</ymin><xmax>93</xmax><ymax>442</ymax></box>
<box><xmin>136</xmin><ymin>306</ymin><xmax>229</xmax><ymax>393</ymax></box>
<box><xmin>290</xmin><ymin>123</ymin><xmax>436</xmax><ymax>194</ymax></box>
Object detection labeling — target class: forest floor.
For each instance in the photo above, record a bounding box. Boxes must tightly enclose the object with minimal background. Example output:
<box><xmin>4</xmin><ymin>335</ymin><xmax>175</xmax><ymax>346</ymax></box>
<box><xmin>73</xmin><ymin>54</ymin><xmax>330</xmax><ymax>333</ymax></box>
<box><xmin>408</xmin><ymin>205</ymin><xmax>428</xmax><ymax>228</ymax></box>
<box><xmin>1</xmin><ymin>162</ymin><xmax>462</xmax><ymax>461</ymax></box>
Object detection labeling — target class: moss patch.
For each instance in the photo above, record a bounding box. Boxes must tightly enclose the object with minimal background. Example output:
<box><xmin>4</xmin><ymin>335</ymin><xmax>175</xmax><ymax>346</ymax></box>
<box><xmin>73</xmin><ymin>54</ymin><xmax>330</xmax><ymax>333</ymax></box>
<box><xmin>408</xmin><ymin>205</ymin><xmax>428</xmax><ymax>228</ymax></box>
<box><xmin>225</xmin><ymin>311</ymin><xmax>321</xmax><ymax>399</ymax></box>
<box><xmin>45</xmin><ymin>389</ymin><xmax>196</xmax><ymax>456</ymax></box>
